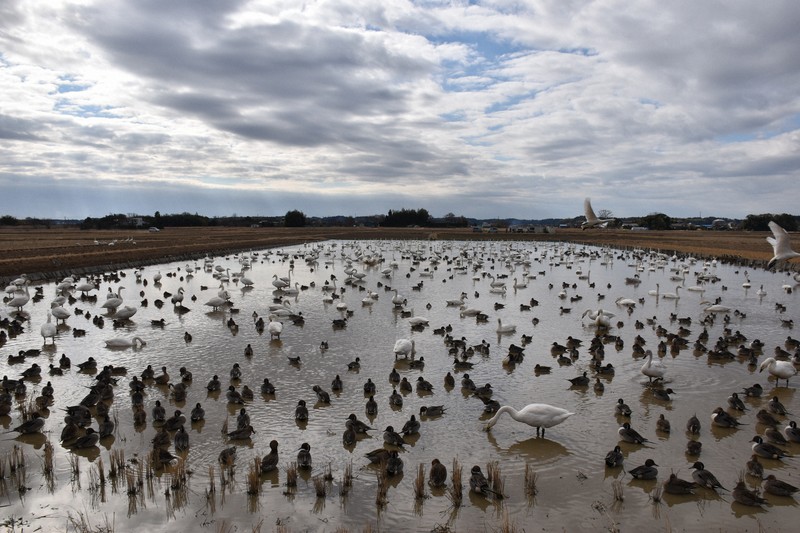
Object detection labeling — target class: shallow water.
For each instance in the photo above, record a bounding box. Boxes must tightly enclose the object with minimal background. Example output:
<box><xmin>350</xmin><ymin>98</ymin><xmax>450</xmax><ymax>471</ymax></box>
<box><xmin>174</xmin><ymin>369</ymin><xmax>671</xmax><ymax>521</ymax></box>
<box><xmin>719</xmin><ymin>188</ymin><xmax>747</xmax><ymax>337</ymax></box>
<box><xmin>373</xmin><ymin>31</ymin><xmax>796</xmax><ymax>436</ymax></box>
<box><xmin>1</xmin><ymin>240</ymin><xmax>798</xmax><ymax>532</ymax></box>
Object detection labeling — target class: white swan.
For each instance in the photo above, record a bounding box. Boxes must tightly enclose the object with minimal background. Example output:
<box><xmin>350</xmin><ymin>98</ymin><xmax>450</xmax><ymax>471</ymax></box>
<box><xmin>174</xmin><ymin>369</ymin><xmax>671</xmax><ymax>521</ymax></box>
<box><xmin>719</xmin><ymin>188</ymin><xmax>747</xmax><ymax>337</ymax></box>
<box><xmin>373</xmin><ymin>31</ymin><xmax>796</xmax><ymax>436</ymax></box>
<box><xmin>105</xmin><ymin>336</ymin><xmax>146</xmax><ymax>348</ymax></box>
<box><xmin>267</xmin><ymin>315</ymin><xmax>283</xmax><ymax>340</ymax></box>
<box><xmin>759</xmin><ymin>357</ymin><xmax>797</xmax><ymax>387</ymax></box>
<box><xmin>582</xmin><ymin>308</ymin><xmax>612</xmax><ymax>327</ymax></box>
<box><xmin>484</xmin><ymin>403</ymin><xmax>574</xmax><ymax>437</ymax></box>
<box><xmin>702</xmin><ymin>303</ymin><xmax>730</xmax><ymax>314</ymax></box>
<box><xmin>393</xmin><ymin>338</ymin><xmax>415</xmax><ymax>359</ymax></box>
<box><xmin>171</xmin><ymin>287</ymin><xmax>185</xmax><ymax>306</ymax></box>
<box><xmin>581</xmin><ymin>198</ymin><xmax>613</xmax><ymax>230</ymax></box>
<box><xmin>391</xmin><ymin>289</ymin><xmax>406</xmax><ymax>307</ymax></box>
<box><xmin>50</xmin><ymin>305</ymin><xmax>71</xmax><ymax>324</ymax></box>
<box><xmin>101</xmin><ymin>287</ymin><xmax>124</xmax><ymax>312</ymax></box>
<box><xmin>446</xmin><ymin>294</ymin><xmax>467</xmax><ymax>306</ymax></box>
<box><xmin>282</xmin><ymin>282</ymin><xmax>300</xmax><ymax>296</ymax></box>
<box><xmin>407</xmin><ymin>309</ymin><xmax>429</xmax><ymax>327</ymax></box>
<box><xmin>641</xmin><ymin>350</ymin><xmax>666</xmax><ymax>383</ymax></box>
<box><xmin>204</xmin><ymin>296</ymin><xmax>227</xmax><ymax>311</ymax></box>
<box><xmin>496</xmin><ymin>318</ymin><xmax>516</xmax><ymax>334</ymax></box>
<box><xmin>615</xmin><ymin>297</ymin><xmax>637</xmax><ymax>307</ymax></box>
<box><xmin>114</xmin><ymin>305</ymin><xmax>138</xmax><ymax>320</ymax></box>
<box><xmin>41</xmin><ymin>311</ymin><xmax>57</xmax><ymax>344</ymax></box>
<box><xmin>767</xmin><ymin>221</ymin><xmax>800</xmax><ymax>270</ymax></box>
<box><xmin>75</xmin><ymin>281</ymin><xmax>95</xmax><ymax>295</ymax></box>
<box><xmin>648</xmin><ymin>284</ymin><xmax>660</xmax><ymax>297</ymax></box>
<box><xmin>661</xmin><ymin>286</ymin><xmax>681</xmax><ymax>300</ymax></box>
<box><xmin>6</xmin><ymin>284</ymin><xmax>31</xmax><ymax>311</ymax></box>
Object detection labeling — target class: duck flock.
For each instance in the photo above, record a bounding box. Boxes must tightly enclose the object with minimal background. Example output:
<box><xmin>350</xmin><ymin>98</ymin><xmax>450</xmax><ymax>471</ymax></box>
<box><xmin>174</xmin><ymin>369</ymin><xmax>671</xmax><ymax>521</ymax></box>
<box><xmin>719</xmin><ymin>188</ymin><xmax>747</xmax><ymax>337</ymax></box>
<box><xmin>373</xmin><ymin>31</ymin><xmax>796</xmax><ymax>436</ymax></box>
<box><xmin>1</xmin><ymin>230</ymin><xmax>800</xmax><ymax>531</ymax></box>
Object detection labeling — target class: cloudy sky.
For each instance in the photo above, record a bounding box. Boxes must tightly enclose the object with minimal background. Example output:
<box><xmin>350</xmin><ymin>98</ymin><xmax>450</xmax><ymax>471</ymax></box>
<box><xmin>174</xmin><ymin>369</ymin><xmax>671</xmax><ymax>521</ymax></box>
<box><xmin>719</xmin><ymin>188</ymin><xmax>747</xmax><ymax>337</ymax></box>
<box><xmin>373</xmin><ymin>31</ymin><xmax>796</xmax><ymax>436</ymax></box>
<box><xmin>2</xmin><ymin>1</ymin><xmax>799</xmax><ymax>220</ymax></box>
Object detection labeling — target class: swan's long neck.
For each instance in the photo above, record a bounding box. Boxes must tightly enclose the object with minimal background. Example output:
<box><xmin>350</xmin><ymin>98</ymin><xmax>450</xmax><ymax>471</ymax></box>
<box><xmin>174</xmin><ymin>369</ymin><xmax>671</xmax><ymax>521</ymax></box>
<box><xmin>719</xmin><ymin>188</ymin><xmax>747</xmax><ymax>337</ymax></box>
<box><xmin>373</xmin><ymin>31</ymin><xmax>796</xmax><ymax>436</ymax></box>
<box><xmin>486</xmin><ymin>406</ymin><xmax>517</xmax><ymax>428</ymax></box>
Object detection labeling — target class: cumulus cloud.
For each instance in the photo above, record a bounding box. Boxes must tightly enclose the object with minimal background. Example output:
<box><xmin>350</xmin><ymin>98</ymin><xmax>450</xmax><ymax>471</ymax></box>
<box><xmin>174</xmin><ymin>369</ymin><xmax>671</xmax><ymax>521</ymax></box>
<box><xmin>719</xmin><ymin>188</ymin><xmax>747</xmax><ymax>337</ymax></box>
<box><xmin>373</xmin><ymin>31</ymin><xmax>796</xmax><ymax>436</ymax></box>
<box><xmin>0</xmin><ymin>0</ymin><xmax>799</xmax><ymax>219</ymax></box>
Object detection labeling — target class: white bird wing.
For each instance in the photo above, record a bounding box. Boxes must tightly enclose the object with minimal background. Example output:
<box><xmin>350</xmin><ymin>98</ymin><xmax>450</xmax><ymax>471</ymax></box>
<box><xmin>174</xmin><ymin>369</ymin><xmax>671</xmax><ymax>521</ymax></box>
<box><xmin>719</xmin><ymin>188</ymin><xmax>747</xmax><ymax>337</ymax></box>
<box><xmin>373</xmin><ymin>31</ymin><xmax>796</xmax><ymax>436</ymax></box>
<box><xmin>768</xmin><ymin>221</ymin><xmax>791</xmax><ymax>255</ymax></box>
<box><xmin>584</xmin><ymin>198</ymin><xmax>598</xmax><ymax>223</ymax></box>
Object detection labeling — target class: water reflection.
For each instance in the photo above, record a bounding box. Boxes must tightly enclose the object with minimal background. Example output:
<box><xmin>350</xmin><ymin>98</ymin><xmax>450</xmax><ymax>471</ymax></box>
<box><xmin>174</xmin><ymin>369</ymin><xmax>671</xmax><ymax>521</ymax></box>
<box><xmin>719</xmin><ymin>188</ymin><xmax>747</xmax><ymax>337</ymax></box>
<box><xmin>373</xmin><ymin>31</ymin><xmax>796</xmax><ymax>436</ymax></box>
<box><xmin>1</xmin><ymin>239</ymin><xmax>798</xmax><ymax>531</ymax></box>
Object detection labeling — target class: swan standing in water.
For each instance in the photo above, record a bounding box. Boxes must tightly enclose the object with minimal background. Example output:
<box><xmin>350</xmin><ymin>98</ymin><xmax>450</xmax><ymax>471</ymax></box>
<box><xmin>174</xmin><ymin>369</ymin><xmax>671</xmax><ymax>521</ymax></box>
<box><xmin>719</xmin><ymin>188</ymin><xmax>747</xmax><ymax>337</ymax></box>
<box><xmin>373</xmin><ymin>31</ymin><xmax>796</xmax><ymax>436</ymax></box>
<box><xmin>6</xmin><ymin>283</ymin><xmax>31</xmax><ymax>312</ymax></box>
<box><xmin>40</xmin><ymin>311</ymin><xmax>57</xmax><ymax>344</ymax></box>
<box><xmin>267</xmin><ymin>315</ymin><xmax>283</xmax><ymax>340</ymax></box>
<box><xmin>582</xmin><ymin>308</ymin><xmax>614</xmax><ymax>327</ymax></box>
<box><xmin>105</xmin><ymin>336</ymin><xmax>147</xmax><ymax>348</ymax></box>
<box><xmin>641</xmin><ymin>350</ymin><xmax>666</xmax><ymax>383</ymax></box>
<box><xmin>759</xmin><ymin>357</ymin><xmax>797</xmax><ymax>387</ymax></box>
<box><xmin>485</xmin><ymin>403</ymin><xmax>574</xmax><ymax>437</ymax></box>
<box><xmin>393</xmin><ymin>338</ymin><xmax>415</xmax><ymax>359</ymax></box>
<box><xmin>767</xmin><ymin>221</ymin><xmax>800</xmax><ymax>270</ymax></box>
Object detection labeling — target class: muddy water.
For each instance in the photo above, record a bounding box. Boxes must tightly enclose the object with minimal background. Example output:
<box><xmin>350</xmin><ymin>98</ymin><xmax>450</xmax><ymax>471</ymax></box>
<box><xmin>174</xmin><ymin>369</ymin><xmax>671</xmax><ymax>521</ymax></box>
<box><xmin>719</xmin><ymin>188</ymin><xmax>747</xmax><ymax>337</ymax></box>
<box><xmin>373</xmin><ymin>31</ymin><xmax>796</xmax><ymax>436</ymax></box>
<box><xmin>1</xmin><ymin>240</ymin><xmax>798</xmax><ymax>532</ymax></box>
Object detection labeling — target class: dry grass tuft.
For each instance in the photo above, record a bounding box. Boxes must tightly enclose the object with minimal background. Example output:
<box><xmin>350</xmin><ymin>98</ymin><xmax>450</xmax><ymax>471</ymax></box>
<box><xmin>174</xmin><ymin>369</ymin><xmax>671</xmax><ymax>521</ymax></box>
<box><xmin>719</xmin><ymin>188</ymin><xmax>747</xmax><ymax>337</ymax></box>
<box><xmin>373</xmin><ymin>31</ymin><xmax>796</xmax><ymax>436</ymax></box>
<box><xmin>486</xmin><ymin>460</ymin><xmax>504</xmax><ymax>499</ymax></box>
<box><xmin>69</xmin><ymin>453</ymin><xmax>80</xmax><ymax>480</ymax></box>
<box><xmin>285</xmin><ymin>461</ymin><xmax>298</xmax><ymax>489</ymax></box>
<box><xmin>171</xmin><ymin>457</ymin><xmax>187</xmax><ymax>491</ymax></box>
<box><xmin>246</xmin><ymin>457</ymin><xmax>261</xmax><ymax>495</ymax></box>
<box><xmin>340</xmin><ymin>461</ymin><xmax>353</xmax><ymax>497</ymax></box>
<box><xmin>524</xmin><ymin>462</ymin><xmax>538</xmax><ymax>499</ymax></box>
<box><xmin>66</xmin><ymin>510</ymin><xmax>115</xmax><ymax>533</ymax></box>
<box><xmin>650</xmin><ymin>484</ymin><xmax>663</xmax><ymax>504</ymax></box>
<box><xmin>448</xmin><ymin>458</ymin><xmax>463</xmax><ymax>508</ymax></box>
<box><xmin>208</xmin><ymin>464</ymin><xmax>216</xmax><ymax>494</ymax></box>
<box><xmin>414</xmin><ymin>463</ymin><xmax>427</xmax><ymax>500</ymax></box>
<box><xmin>375</xmin><ymin>464</ymin><xmax>389</xmax><ymax>507</ymax></box>
<box><xmin>42</xmin><ymin>439</ymin><xmax>55</xmax><ymax>486</ymax></box>
<box><xmin>500</xmin><ymin>509</ymin><xmax>519</xmax><ymax>533</ymax></box>
<box><xmin>313</xmin><ymin>475</ymin><xmax>327</xmax><ymax>498</ymax></box>
<box><xmin>612</xmin><ymin>479</ymin><xmax>624</xmax><ymax>502</ymax></box>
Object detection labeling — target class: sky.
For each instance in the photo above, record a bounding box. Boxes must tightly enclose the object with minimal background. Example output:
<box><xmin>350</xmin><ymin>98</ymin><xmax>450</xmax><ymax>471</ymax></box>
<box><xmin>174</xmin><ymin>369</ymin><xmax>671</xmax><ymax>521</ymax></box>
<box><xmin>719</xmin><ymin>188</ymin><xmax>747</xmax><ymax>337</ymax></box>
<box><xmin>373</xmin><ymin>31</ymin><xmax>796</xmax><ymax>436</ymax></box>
<box><xmin>1</xmin><ymin>0</ymin><xmax>799</xmax><ymax>221</ymax></box>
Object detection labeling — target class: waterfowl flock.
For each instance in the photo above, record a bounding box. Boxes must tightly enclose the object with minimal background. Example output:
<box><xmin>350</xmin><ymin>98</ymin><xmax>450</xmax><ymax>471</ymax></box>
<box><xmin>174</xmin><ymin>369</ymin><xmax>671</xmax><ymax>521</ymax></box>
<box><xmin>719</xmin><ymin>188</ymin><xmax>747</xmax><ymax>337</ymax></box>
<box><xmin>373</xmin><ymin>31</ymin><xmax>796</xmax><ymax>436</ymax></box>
<box><xmin>1</xmin><ymin>230</ymin><xmax>799</xmax><ymax>530</ymax></box>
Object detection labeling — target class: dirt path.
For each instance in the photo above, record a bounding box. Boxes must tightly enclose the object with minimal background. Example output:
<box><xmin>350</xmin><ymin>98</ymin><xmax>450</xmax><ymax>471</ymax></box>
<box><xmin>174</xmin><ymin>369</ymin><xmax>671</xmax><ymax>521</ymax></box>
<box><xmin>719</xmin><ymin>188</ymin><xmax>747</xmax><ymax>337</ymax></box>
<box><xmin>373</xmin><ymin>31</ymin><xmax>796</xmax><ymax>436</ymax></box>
<box><xmin>0</xmin><ymin>226</ymin><xmax>793</xmax><ymax>282</ymax></box>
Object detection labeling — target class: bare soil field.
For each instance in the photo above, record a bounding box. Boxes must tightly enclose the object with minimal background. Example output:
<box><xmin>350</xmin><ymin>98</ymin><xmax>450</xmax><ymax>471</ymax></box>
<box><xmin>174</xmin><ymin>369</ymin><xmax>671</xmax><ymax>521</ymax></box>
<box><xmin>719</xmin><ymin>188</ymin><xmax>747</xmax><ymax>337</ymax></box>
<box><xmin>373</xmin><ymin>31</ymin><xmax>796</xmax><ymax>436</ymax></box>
<box><xmin>0</xmin><ymin>226</ymin><xmax>791</xmax><ymax>282</ymax></box>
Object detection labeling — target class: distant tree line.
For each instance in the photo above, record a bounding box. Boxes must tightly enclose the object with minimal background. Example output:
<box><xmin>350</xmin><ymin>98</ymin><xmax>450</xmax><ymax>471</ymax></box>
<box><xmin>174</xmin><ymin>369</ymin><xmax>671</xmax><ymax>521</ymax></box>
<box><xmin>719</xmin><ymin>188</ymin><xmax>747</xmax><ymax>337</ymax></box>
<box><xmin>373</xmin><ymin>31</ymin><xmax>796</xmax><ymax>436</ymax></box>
<box><xmin>0</xmin><ymin>215</ymin><xmax>51</xmax><ymax>227</ymax></box>
<box><xmin>741</xmin><ymin>213</ymin><xmax>797</xmax><ymax>232</ymax></box>
<box><xmin>1</xmin><ymin>210</ymin><xmax>798</xmax><ymax>231</ymax></box>
<box><xmin>380</xmin><ymin>208</ymin><xmax>431</xmax><ymax>227</ymax></box>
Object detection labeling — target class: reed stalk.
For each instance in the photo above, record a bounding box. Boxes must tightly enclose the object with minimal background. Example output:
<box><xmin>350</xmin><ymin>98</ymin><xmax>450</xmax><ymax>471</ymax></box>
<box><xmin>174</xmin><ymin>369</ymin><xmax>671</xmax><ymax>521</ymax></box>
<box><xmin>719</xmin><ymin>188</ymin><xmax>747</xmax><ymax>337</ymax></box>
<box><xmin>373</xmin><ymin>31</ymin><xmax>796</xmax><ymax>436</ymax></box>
<box><xmin>524</xmin><ymin>462</ymin><xmax>538</xmax><ymax>498</ymax></box>
<box><xmin>486</xmin><ymin>460</ymin><xmax>504</xmax><ymax>499</ymax></box>
<box><xmin>285</xmin><ymin>461</ymin><xmax>297</xmax><ymax>488</ymax></box>
<box><xmin>414</xmin><ymin>463</ymin><xmax>427</xmax><ymax>500</ymax></box>
<box><xmin>448</xmin><ymin>458</ymin><xmax>463</xmax><ymax>507</ymax></box>
<box><xmin>313</xmin><ymin>475</ymin><xmax>327</xmax><ymax>498</ymax></box>
<box><xmin>246</xmin><ymin>457</ymin><xmax>261</xmax><ymax>495</ymax></box>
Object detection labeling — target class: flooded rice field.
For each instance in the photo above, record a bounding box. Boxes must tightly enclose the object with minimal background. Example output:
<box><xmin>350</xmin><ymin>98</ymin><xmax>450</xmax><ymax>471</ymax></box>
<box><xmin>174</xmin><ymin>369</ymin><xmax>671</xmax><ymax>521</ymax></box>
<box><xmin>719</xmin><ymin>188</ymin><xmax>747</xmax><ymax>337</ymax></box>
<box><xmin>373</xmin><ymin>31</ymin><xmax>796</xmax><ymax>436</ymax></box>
<box><xmin>1</xmin><ymin>240</ymin><xmax>799</xmax><ymax>532</ymax></box>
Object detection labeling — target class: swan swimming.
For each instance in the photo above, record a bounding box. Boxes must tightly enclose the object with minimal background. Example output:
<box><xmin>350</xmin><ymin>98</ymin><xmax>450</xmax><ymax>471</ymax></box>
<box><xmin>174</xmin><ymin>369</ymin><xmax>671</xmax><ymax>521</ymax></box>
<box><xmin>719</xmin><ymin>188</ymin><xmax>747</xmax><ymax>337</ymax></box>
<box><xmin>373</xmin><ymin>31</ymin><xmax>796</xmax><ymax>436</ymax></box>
<box><xmin>484</xmin><ymin>403</ymin><xmax>574</xmax><ymax>437</ymax></box>
<box><xmin>105</xmin><ymin>336</ymin><xmax>147</xmax><ymax>348</ymax></box>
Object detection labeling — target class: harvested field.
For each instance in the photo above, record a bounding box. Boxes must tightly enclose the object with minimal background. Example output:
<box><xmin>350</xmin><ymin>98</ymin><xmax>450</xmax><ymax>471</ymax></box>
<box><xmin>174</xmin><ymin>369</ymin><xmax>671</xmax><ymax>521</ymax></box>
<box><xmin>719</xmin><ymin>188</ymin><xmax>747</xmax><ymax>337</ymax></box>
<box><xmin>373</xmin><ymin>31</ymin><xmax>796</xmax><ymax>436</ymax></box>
<box><xmin>0</xmin><ymin>226</ymin><xmax>793</xmax><ymax>282</ymax></box>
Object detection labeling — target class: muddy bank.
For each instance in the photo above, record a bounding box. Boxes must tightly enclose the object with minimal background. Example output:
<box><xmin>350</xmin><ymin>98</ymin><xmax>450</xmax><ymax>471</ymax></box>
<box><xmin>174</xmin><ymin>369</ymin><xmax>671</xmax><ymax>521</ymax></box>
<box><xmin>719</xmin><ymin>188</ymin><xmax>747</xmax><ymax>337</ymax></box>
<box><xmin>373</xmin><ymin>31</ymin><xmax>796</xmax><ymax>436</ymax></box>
<box><xmin>0</xmin><ymin>226</ymin><xmax>793</xmax><ymax>283</ymax></box>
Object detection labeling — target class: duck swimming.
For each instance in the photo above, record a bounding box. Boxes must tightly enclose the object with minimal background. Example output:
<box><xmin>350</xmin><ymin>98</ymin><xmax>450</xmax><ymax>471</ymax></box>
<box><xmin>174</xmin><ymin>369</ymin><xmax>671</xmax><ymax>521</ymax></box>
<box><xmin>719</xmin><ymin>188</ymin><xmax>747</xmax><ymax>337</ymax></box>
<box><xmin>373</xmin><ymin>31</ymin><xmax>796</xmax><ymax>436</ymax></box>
<box><xmin>690</xmin><ymin>462</ymin><xmax>726</xmax><ymax>492</ymax></box>
<box><xmin>618</xmin><ymin>422</ymin><xmax>649</xmax><ymax>444</ymax></box>
<box><xmin>628</xmin><ymin>458</ymin><xmax>658</xmax><ymax>480</ymax></box>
